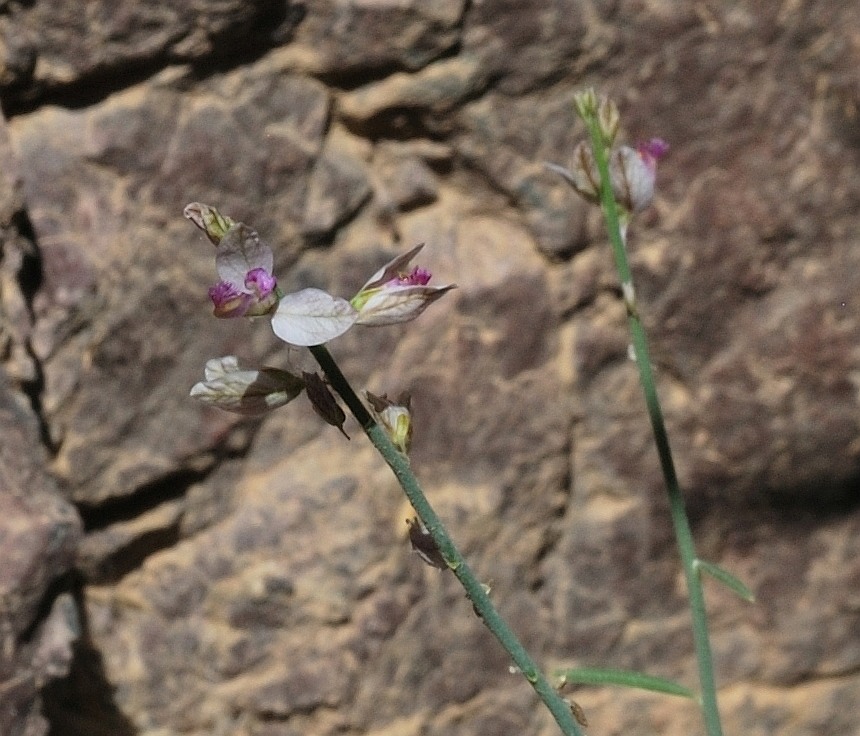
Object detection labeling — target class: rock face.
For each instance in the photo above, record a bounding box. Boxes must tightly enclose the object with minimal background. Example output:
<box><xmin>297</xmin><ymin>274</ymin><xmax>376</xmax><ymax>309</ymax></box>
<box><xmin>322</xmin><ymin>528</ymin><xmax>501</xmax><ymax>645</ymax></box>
<box><xmin>0</xmin><ymin>376</ymin><xmax>82</xmax><ymax>735</ymax></box>
<box><xmin>1</xmin><ymin>1</ymin><xmax>859</xmax><ymax>735</ymax></box>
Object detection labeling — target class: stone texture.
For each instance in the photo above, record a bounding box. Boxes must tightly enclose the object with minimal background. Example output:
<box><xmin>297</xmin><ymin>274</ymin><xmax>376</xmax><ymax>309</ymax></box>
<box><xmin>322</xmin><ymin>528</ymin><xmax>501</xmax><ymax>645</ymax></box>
<box><xmin>0</xmin><ymin>112</ymin><xmax>83</xmax><ymax>735</ymax></box>
<box><xmin>0</xmin><ymin>387</ymin><xmax>82</xmax><ymax>736</ymax></box>
<box><xmin>0</xmin><ymin>1</ymin><xmax>858</xmax><ymax>735</ymax></box>
<box><xmin>0</xmin><ymin>0</ymin><xmax>306</xmax><ymax>109</ymax></box>
<box><xmin>460</xmin><ymin>0</ymin><xmax>590</xmax><ymax>95</ymax></box>
<box><xmin>275</xmin><ymin>0</ymin><xmax>466</xmax><ymax>78</ymax></box>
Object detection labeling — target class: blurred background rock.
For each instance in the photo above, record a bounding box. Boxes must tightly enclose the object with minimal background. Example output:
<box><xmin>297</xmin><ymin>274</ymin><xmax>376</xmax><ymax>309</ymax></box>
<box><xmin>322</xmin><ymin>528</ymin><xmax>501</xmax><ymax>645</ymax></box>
<box><xmin>0</xmin><ymin>1</ymin><xmax>858</xmax><ymax>734</ymax></box>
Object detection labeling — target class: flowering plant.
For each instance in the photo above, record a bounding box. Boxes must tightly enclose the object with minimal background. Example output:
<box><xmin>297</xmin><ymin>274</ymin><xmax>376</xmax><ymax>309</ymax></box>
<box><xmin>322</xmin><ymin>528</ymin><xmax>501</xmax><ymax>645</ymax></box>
<box><xmin>186</xmin><ymin>89</ymin><xmax>748</xmax><ymax>736</ymax></box>
<box><xmin>185</xmin><ymin>198</ymin><xmax>591</xmax><ymax>735</ymax></box>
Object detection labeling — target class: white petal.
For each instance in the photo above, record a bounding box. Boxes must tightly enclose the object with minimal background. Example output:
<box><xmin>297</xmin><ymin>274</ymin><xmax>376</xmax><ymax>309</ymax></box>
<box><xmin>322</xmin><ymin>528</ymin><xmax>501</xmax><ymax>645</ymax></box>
<box><xmin>191</xmin><ymin>361</ymin><xmax>303</xmax><ymax>415</ymax></box>
<box><xmin>355</xmin><ymin>285</ymin><xmax>454</xmax><ymax>325</ymax></box>
<box><xmin>203</xmin><ymin>355</ymin><xmax>241</xmax><ymax>381</ymax></box>
<box><xmin>271</xmin><ymin>288</ymin><xmax>358</xmax><ymax>346</ymax></box>
<box><xmin>613</xmin><ymin>146</ymin><xmax>655</xmax><ymax>212</ymax></box>
<box><xmin>359</xmin><ymin>244</ymin><xmax>425</xmax><ymax>291</ymax></box>
<box><xmin>215</xmin><ymin>223</ymin><xmax>274</xmax><ymax>287</ymax></box>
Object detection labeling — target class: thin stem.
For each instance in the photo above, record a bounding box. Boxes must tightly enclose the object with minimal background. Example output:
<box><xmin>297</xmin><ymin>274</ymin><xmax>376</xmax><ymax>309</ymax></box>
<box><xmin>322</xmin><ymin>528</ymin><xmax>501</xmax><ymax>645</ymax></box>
<box><xmin>309</xmin><ymin>344</ymin><xmax>584</xmax><ymax>736</ymax></box>
<box><xmin>582</xmin><ymin>115</ymin><xmax>724</xmax><ymax>736</ymax></box>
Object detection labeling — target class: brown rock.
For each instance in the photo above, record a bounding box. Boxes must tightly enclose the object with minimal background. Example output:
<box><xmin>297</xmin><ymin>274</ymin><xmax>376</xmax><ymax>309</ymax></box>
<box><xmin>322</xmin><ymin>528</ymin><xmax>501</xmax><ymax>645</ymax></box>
<box><xmin>0</xmin><ymin>0</ymin><xmax>305</xmax><ymax>109</ymax></box>
<box><xmin>281</xmin><ymin>0</ymin><xmax>466</xmax><ymax>78</ymax></box>
<box><xmin>462</xmin><ymin>0</ymin><xmax>590</xmax><ymax>95</ymax></box>
<box><xmin>303</xmin><ymin>132</ymin><xmax>372</xmax><ymax>238</ymax></box>
<box><xmin>0</xmin><ymin>391</ymin><xmax>82</xmax><ymax>735</ymax></box>
<box><xmin>339</xmin><ymin>55</ymin><xmax>490</xmax><ymax>129</ymax></box>
<box><xmin>0</xmin><ymin>1</ymin><xmax>859</xmax><ymax>736</ymax></box>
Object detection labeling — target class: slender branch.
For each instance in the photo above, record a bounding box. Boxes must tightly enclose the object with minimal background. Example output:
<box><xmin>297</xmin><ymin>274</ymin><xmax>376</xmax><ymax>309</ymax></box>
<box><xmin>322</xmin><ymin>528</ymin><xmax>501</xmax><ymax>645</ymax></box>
<box><xmin>309</xmin><ymin>344</ymin><xmax>585</xmax><ymax>736</ymax></box>
<box><xmin>581</xmin><ymin>115</ymin><xmax>724</xmax><ymax>736</ymax></box>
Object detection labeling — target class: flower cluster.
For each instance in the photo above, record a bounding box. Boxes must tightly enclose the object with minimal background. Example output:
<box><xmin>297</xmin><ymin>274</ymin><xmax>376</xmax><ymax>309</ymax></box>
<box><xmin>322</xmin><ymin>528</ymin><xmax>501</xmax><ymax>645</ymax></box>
<box><xmin>186</xmin><ymin>203</ymin><xmax>454</xmax><ymax>425</ymax></box>
<box><xmin>546</xmin><ymin>92</ymin><xmax>667</xmax><ymax>215</ymax></box>
<box><xmin>270</xmin><ymin>242</ymin><xmax>455</xmax><ymax>347</ymax></box>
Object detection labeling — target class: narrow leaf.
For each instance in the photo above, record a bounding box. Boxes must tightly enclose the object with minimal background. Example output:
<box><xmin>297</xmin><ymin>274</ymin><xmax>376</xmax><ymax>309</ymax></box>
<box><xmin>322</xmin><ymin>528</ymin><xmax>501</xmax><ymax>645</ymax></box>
<box><xmin>556</xmin><ymin>667</ymin><xmax>697</xmax><ymax>700</ymax></box>
<box><xmin>695</xmin><ymin>559</ymin><xmax>756</xmax><ymax>603</ymax></box>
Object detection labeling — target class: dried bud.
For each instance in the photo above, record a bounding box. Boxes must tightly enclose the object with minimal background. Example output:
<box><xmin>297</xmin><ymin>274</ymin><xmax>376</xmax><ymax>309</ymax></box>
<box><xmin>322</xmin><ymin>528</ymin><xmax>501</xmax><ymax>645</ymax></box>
<box><xmin>183</xmin><ymin>203</ymin><xmax>236</xmax><ymax>245</ymax></box>
<box><xmin>406</xmin><ymin>517</ymin><xmax>447</xmax><ymax>569</ymax></box>
<box><xmin>545</xmin><ymin>141</ymin><xmax>601</xmax><ymax>204</ymax></box>
<box><xmin>366</xmin><ymin>391</ymin><xmax>412</xmax><ymax>454</ymax></box>
<box><xmin>567</xmin><ymin>700</ymin><xmax>588</xmax><ymax>728</ymax></box>
<box><xmin>303</xmin><ymin>371</ymin><xmax>349</xmax><ymax>438</ymax></box>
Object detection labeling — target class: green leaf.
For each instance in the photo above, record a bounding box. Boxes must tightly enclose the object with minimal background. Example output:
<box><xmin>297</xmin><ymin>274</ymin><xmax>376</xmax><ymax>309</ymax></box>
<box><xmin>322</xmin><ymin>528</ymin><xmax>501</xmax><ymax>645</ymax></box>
<box><xmin>695</xmin><ymin>559</ymin><xmax>756</xmax><ymax>603</ymax></box>
<box><xmin>556</xmin><ymin>667</ymin><xmax>697</xmax><ymax>700</ymax></box>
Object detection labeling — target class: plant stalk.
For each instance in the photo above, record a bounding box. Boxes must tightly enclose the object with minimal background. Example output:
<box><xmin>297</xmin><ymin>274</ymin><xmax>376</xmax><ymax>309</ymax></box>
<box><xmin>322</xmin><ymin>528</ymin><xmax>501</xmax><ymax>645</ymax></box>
<box><xmin>582</xmin><ymin>116</ymin><xmax>724</xmax><ymax>736</ymax></box>
<box><xmin>309</xmin><ymin>344</ymin><xmax>584</xmax><ymax>736</ymax></box>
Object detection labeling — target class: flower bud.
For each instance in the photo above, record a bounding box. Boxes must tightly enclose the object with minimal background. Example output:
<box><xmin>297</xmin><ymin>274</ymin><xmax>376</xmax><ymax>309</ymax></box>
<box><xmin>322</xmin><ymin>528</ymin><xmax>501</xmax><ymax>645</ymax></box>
<box><xmin>366</xmin><ymin>391</ymin><xmax>412</xmax><ymax>454</ymax></box>
<box><xmin>611</xmin><ymin>138</ymin><xmax>668</xmax><ymax>213</ymax></box>
<box><xmin>183</xmin><ymin>203</ymin><xmax>236</xmax><ymax>245</ymax></box>
<box><xmin>573</xmin><ymin>88</ymin><xmax>599</xmax><ymax>121</ymax></box>
<box><xmin>547</xmin><ymin>137</ymin><xmax>668</xmax><ymax>214</ymax></box>
<box><xmin>597</xmin><ymin>97</ymin><xmax>620</xmax><ymax>145</ymax></box>
<box><xmin>574</xmin><ymin>89</ymin><xmax>619</xmax><ymax>144</ymax></box>
<box><xmin>190</xmin><ymin>356</ymin><xmax>304</xmax><ymax>415</ymax></box>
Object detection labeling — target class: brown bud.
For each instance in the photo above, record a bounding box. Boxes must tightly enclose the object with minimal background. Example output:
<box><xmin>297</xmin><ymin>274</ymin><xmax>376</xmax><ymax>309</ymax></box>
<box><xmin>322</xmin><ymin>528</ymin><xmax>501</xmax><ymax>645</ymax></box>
<box><xmin>568</xmin><ymin>700</ymin><xmax>588</xmax><ymax>728</ymax></box>
<box><xmin>406</xmin><ymin>517</ymin><xmax>447</xmax><ymax>569</ymax></box>
<box><xmin>303</xmin><ymin>372</ymin><xmax>349</xmax><ymax>438</ymax></box>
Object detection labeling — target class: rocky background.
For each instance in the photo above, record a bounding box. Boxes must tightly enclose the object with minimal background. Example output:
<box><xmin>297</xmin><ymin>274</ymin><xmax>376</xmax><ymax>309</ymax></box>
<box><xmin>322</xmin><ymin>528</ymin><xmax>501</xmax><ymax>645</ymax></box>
<box><xmin>1</xmin><ymin>1</ymin><xmax>859</xmax><ymax>735</ymax></box>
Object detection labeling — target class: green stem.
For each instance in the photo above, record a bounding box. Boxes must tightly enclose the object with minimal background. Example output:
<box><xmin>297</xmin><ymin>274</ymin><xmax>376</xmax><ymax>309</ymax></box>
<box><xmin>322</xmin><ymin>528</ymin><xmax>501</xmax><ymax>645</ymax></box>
<box><xmin>582</xmin><ymin>115</ymin><xmax>724</xmax><ymax>736</ymax></box>
<box><xmin>309</xmin><ymin>344</ymin><xmax>584</xmax><ymax>736</ymax></box>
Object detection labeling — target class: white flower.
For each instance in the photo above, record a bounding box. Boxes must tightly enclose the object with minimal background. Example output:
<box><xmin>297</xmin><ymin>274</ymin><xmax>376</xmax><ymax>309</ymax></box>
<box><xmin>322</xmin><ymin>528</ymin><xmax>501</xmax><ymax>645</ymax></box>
<box><xmin>190</xmin><ymin>356</ymin><xmax>304</xmax><ymax>415</ymax></box>
<box><xmin>350</xmin><ymin>244</ymin><xmax>455</xmax><ymax>326</ymax></box>
<box><xmin>547</xmin><ymin>137</ymin><xmax>668</xmax><ymax>213</ymax></box>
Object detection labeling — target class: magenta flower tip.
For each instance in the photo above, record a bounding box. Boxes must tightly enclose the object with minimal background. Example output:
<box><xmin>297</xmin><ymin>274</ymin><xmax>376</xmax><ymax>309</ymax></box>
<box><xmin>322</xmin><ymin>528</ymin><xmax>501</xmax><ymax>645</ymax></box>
<box><xmin>393</xmin><ymin>266</ymin><xmax>432</xmax><ymax>287</ymax></box>
<box><xmin>209</xmin><ymin>280</ymin><xmax>241</xmax><ymax>305</ymax></box>
<box><xmin>208</xmin><ymin>280</ymin><xmax>253</xmax><ymax>318</ymax></box>
<box><xmin>639</xmin><ymin>138</ymin><xmax>669</xmax><ymax>161</ymax></box>
<box><xmin>245</xmin><ymin>268</ymin><xmax>277</xmax><ymax>298</ymax></box>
